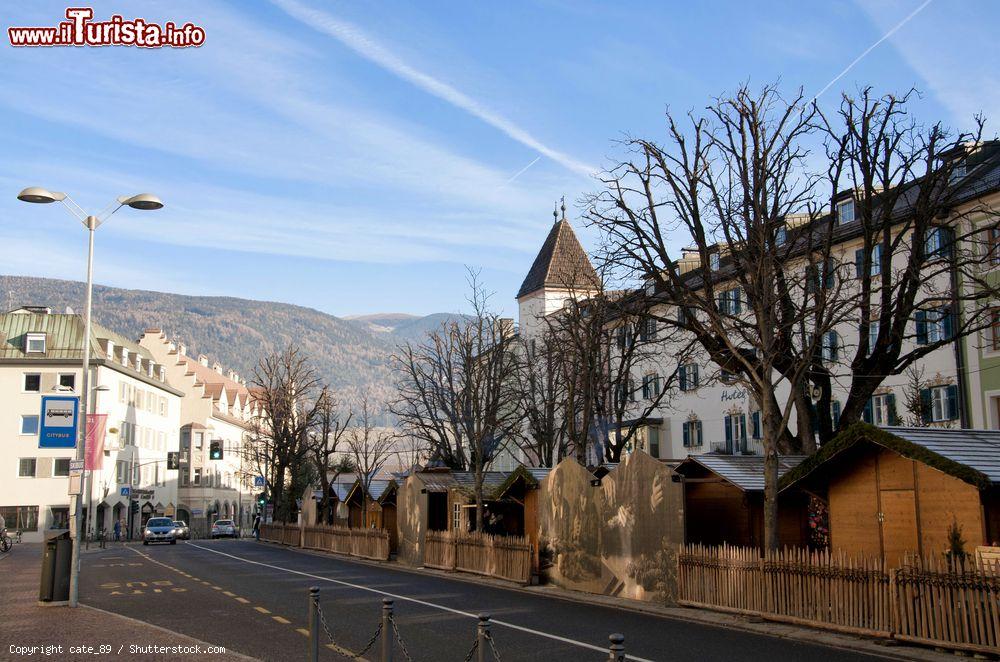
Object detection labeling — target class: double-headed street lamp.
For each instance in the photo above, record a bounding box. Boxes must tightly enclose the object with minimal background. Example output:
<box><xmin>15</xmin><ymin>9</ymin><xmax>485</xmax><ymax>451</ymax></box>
<box><xmin>18</xmin><ymin>186</ymin><xmax>163</xmax><ymax>608</ymax></box>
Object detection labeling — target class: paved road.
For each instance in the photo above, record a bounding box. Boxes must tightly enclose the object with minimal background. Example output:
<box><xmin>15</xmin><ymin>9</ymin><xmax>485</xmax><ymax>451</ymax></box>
<box><xmin>81</xmin><ymin>540</ymin><xmax>885</xmax><ymax>662</ymax></box>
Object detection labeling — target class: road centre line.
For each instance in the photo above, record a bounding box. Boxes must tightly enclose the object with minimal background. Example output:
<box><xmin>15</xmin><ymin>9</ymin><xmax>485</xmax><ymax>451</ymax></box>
<box><xmin>183</xmin><ymin>542</ymin><xmax>654</xmax><ymax>662</ymax></box>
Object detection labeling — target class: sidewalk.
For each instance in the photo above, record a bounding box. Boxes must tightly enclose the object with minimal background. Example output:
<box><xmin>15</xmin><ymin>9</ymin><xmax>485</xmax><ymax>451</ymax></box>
<box><xmin>0</xmin><ymin>545</ymin><xmax>255</xmax><ymax>661</ymax></box>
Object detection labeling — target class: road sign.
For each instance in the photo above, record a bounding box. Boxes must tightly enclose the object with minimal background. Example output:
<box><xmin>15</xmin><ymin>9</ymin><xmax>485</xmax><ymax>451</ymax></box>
<box><xmin>70</xmin><ymin>459</ymin><xmax>84</xmax><ymax>471</ymax></box>
<box><xmin>39</xmin><ymin>395</ymin><xmax>79</xmax><ymax>448</ymax></box>
<box><xmin>68</xmin><ymin>474</ymin><xmax>82</xmax><ymax>495</ymax></box>
<box><xmin>191</xmin><ymin>508</ymin><xmax>203</xmax><ymax>516</ymax></box>
<box><xmin>254</xmin><ymin>476</ymin><xmax>265</xmax><ymax>487</ymax></box>
<box><xmin>120</xmin><ymin>487</ymin><xmax>131</xmax><ymax>497</ymax></box>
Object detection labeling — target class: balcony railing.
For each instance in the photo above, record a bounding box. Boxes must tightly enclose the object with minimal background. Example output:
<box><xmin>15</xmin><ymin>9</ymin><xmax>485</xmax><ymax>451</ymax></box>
<box><xmin>709</xmin><ymin>437</ymin><xmax>765</xmax><ymax>456</ymax></box>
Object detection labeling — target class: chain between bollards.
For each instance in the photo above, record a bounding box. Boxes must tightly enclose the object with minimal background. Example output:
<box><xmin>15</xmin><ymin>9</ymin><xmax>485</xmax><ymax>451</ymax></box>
<box><xmin>381</xmin><ymin>598</ymin><xmax>394</xmax><ymax>662</ymax></box>
<box><xmin>308</xmin><ymin>586</ymin><xmax>320</xmax><ymax>662</ymax></box>
<box><xmin>608</xmin><ymin>633</ymin><xmax>625</xmax><ymax>661</ymax></box>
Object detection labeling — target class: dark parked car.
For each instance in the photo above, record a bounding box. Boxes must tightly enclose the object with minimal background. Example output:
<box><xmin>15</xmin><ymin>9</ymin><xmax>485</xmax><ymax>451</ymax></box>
<box><xmin>143</xmin><ymin>517</ymin><xmax>177</xmax><ymax>545</ymax></box>
<box><xmin>172</xmin><ymin>521</ymin><xmax>190</xmax><ymax>540</ymax></box>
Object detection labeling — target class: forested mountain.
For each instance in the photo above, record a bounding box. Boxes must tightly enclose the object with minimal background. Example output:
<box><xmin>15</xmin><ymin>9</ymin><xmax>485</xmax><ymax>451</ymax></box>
<box><xmin>0</xmin><ymin>275</ymin><xmax>461</xmax><ymax>414</ymax></box>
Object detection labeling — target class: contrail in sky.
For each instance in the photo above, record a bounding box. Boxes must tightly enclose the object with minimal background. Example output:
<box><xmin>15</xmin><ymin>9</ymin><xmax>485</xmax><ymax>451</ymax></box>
<box><xmin>811</xmin><ymin>0</ymin><xmax>934</xmax><ymax>103</ymax></box>
<box><xmin>502</xmin><ymin>156</ymin><xmax>541</xmax><ymax>186</ymax></box>
<box><xmin>270</xmin><ymin>0</ymin><xmax>596</xmax><ymax>178</ymax></box>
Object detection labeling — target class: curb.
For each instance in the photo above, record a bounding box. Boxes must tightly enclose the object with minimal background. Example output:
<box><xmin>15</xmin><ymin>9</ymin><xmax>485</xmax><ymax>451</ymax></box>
<box><xmin>248</xmin><ymin>540</ymin><xmax>951</xmax><ymax>662</ymax></box>
<box><xmin>80</xmin><ymin>603</ymin><xmax>261</xmax><ymax>661</ymax></box>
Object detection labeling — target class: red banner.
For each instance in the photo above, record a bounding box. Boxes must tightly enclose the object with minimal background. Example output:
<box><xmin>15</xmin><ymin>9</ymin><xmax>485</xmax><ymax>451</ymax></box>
<box><xmin>85</xmin><ymin>414</ymin><xmax>107</xmax><ymax>470</ymax></box>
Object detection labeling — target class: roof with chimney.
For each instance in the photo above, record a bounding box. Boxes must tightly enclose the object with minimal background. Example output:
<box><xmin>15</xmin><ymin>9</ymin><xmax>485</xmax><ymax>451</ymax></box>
<box><xmin>516</xmin><ymin>218</ymin><xmax>600</xmax><ymax>299</ymax></box>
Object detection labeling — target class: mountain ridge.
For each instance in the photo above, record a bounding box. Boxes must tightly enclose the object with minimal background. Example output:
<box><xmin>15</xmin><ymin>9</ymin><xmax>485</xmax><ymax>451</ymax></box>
<box><xmin>0</xmin><ymin>275</ymin><xmax>461</xmax><ymax>412</ymax></box>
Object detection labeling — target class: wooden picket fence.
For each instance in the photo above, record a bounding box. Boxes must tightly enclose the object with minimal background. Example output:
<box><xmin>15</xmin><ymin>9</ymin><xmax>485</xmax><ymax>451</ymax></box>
<box><xmin>678</xmin><ymin>544</ymin><xmax>1000</xmax><ymax>655</ymax></box>
<box><xmin>259</xmin><ymin>522</ymin><xmax>300</xmax><ymax>546</ymax></box>
<box><xmin>301</xmin><ymin>525</ymin><xmax>390</xmax><ymax>561</ymax></box>
<box><xmin>424</xmin><ymin>531</ymin><xmax>532</xmax><ymax>584</ymax></box>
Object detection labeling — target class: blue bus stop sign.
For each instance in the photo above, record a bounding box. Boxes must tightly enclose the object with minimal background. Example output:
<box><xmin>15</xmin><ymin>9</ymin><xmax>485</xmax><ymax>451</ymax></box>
<box><xmin>39</xmin><ymin>395</ymin><xmax>79</xmax><ymax>449</ymax></box>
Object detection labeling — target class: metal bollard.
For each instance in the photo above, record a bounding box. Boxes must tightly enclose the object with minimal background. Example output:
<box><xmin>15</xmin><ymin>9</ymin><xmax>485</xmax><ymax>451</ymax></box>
<box><xmin>381</xmin><ymin>598</ymin><xmax>394</xmax><ymax>662</ymax></box>
<box><xmin>477</xmin><ymin>613</ymin><xmax>491</xmax><ymax>662</ymax></box>
<box><xmin>608</xmin><ymin>633</ymin><xmax>625</xmax><ymax>661</ymax></box>
<box><xmin>308</xmin><ymin>587</ymin><xmax>319</xmax><ymax>662</ymax></box>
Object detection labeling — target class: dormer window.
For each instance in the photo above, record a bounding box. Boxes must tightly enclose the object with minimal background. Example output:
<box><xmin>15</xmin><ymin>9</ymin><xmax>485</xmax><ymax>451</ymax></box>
<box><xmin>121</xmin><ymin>349</ymin><xmax>129</xmax><ymax>367</ymax></box>
<box><xmin>775</xmin><ymin>225</ymin><xmax>787</xmax><ymax>246</ymax></box>
<box><xmin>836</xmin><ymin>199</ymin><xmax>855</xmax><ymax>225</ymax></box>
<box><xmin>25</xmin><ymin>333</ymin><xmax>45</xmax><ymax>354</ymax></box>
<box><xmin>709</xmin><ymin>253</ymin><xmax>721</xmax><ymax>271</ymax></box>
<box><xmin>949</xmin><ymin>159</ymin><xmax>967</xmax><ymax>184</ymax></box>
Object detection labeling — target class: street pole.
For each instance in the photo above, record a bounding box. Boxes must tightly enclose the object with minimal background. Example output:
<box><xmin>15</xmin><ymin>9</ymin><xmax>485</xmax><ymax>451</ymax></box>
<box><xmin>68</xmin><ymin>216</ymin><xmax>96</xmax><ymax>608</ymax></box>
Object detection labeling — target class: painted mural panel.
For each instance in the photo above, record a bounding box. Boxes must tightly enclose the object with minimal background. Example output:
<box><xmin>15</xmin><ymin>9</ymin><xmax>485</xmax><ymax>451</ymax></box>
<box><xmin>397</xmin><ymin>474</ymin><xmax>428</xmax><ymax>567</ymax></box>
<box><xmin>538</xmin><ymin>451</ymin><xmax>684</xmax><ymax>603</ymax></box>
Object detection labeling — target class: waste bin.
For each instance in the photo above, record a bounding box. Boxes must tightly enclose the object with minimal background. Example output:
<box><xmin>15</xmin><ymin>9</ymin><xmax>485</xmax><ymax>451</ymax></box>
<box><xmin>39</xmin><ymin>530</ymin><xmax>72</xmax><ymax>603</ymax></box>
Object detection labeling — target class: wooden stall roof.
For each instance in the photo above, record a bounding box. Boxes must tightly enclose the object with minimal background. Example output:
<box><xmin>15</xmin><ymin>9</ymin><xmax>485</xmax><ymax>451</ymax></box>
<box><xmin>676</xmin><ymin>454</ymin><xmax>807</xmax><ymax>492</ymax></box>
<box><xmin>780</xmin><ymin>423</ymin><xmax>1000</xmax><ymax>492</ymax></box>
<box><xmin>346</xmin><ymin>478</ymin><xmax>396</xmax><ymax>503</ymax></box>
<box><xmin>493</xmin><ymin>465</ymin><xmax>551</xmax><ymax>498</ymax></box>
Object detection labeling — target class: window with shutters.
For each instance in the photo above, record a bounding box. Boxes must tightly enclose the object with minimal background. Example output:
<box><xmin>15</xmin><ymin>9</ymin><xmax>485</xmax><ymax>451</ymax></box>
<box><xmin>724</xmin><ymin>414</ymin><xmax>747</xmax><ymax>452</ymax></box>
<box><xmin>991</xmin><ymin>308</ymin><xmax>1000</xmax><ymax>351</ymax></box>
<box><xmin>821</xmin><ymin>331</ymin><xmax>839</xmax><ymax>363</ymax></box>
<box><xmin>638</xmin><ymin>317</ymin><xmax>657</xmax><ymax>342</ymax></box>
<box><xmin>710</xmin><ymin>252</ymin><xmax>721</xmax><ymax>271</ymax></box>
<box><xmin>855</xmin><ymin>244</ymin><xmax>882</xmax><ymax>277</ymax></box>
<box><xmin>863</xmin><ymin>393</ymin><xmax>895</xmax><ymax>427</ymax></box>
<box><xmin>988</xmin><ymin>226</ymin><xmax>1000</xmax><ymax>266</ymax></box>
<box><xmin>831</xmin><ymin>401</ymin><xmax>842</xmax><ymax>429</ymax></box>
<box><xmin>717</xmin><ymin>288</ymin><xmax>741</xmax><ymax>315</ymax></box>
<box><xmin>750</xmin><ymin>411</ymin><xmax>762</xmax><ymax>439</ymax></box>
<box><xmin>775</xmin><ymin>225</ymin><xmax>787</xmax><ymax>246</ymax></box>
<box><xmin>915</xmin><ymin>307</ymin><xmax>953</xmax><ymax>345</ymax></box>
<box><xmin>679</xmin><ymin>364</ymin><xmax>699</xmax><ymax>391</ymax></box>
<box><xmin>682</xmin><ymin>420</ymin><xmax>703</xmax><ymax>447</ymax></box>
<box><xmin>641</xmin><ymin>374</ymin><xmax>661</xmax><ymax>400</ymax></box>
<box><xmin>807</xmin><ymin>260</ymin><xmax>836</xmax><ymax>292</ymax></box>
<box><xmin>926</xmin><ymin>385</ymin><xmax>959</xmax><ymax>422</ymax></box>
<box><xmin>647</xmin><ymin>427</ymin><xmax>661</xmax><ymax>458</ymax></box>
<box><xmin>924</xmin><ymin>226</ymin><xmax>954</xmax><ymax>260</ymax></box>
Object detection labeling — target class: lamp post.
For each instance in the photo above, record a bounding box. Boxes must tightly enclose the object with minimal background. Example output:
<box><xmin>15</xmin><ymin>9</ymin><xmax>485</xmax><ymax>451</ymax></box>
<box><xmin>18</xmin><ymin>187</ymin><xmax>163</xmax><ymax>608</ymax></box>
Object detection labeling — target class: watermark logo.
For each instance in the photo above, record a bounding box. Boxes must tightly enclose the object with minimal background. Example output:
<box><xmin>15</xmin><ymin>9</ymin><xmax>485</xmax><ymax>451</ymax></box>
<box><xmin>8</xmin><ymin>7</ymin><xmax>205</xmax><ymax>48</ymax></box>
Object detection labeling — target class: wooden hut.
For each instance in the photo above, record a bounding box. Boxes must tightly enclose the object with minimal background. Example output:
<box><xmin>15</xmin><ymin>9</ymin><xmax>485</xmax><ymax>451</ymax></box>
<box><xmin>779</xmin><ymin>424</ymin><xmax>1000</xmax><ymax>566</ymax></box>
<box><xmin>675</xmin><ymin>454</ymin><xmax>811</xmax><ymax>548</ymax></box>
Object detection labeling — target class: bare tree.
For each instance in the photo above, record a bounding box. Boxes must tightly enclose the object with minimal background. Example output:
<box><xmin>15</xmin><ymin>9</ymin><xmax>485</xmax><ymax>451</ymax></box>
<box><xmin>309</xmin><ymin>386</ymin><xmax>353</xmax><ymax>525</ymax></box>
<box><xmin>391</xmin><ymin>270</ymin><xmax>522</xmax><ymax>529</ymax></box>
<box><xmin>346</xmin><ymin>393</ymin><xmax>395</xmax><ymax>528</ymax></box>
<box><xmin>815</xmin><ymin>89</ymin><xmax>998</xmax><ymax>435</ymax></box>
<box><xmin>512</xmin><ymin>328</ymin><xmax>569</xmax><ymax>467</ymax></box>
<box><xmin>588</xmin><ymin>85</ymin><xmax>844</xmax><ymax>550</ymax></box>
<box><xmin>246</xmin><ymin>346</ymin><xmax>323</xmax><ymax>523</ymax></box>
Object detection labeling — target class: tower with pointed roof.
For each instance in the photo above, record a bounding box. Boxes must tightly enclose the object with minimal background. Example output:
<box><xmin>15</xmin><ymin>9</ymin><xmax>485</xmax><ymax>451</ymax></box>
<box><xmin>516</xmin><ymin>200</ymin><xmax>600</xmax><ymax>339</ymax></box>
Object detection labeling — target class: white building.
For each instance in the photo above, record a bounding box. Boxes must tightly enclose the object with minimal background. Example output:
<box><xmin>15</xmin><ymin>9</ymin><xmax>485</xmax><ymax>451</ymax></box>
<box><xmin>140</xmin><ymin>331</ymin><xmax>256</xmax><ymax>536</ymax></box>
<box><xmin>515</xmin><ymin>201</ymin><xmax>977</xmax><ymax>463</ymax></box>
<box><xmin>0</xmin><ymin>307</ymin><xmax>182</xmax><ymax>542</ymax></box>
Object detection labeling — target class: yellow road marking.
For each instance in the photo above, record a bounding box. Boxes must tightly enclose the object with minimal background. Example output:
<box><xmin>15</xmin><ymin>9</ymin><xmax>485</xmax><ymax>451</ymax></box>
<box><xmin>254</xmin><ymin>607</ymin><xmax>271</xmax><ymax>614</ymax></box>
<box><xmin>235</xmin><ymin>597</ymin><xmax>250</xmax><ymax>603</ymax></box>
<box><xmin>272</xmin><ymin>616</ymin><xmax>290</xmax><ymax>624</ymax></box>
<box><xmin>296</xmin><ymin>628</ymin><xmax>310</xmax><ymax>636</ymax></box>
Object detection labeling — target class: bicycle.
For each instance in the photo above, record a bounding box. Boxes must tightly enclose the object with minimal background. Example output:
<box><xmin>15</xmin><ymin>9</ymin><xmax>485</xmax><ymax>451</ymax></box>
<box><xmin>0</xmin><ymin>529</ymin><xmax>12</xmax><ymax>553</ymax></box>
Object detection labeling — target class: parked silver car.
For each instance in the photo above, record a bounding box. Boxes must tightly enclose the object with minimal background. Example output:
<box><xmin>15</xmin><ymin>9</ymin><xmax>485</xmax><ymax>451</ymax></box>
<box><xmin>211</xmin><ymin>519</ymin><xmax>237</xmax><ymax>539</ymax></box>
<box><xmin>172</xmin><ymin>521</ymin><xmax>190</xmax><ymax>540</ymax></box>
<box><xmin>143</xmin><ymin>517</ymin><xmax>177</xmax><ymax>545</ymax></box>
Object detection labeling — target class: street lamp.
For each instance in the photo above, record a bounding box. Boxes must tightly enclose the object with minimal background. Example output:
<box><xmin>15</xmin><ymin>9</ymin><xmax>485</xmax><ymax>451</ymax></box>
<box><xmin>18</xmin><ymin>186</ymin><xmax>163</xmax><ymax>608</ymax></box>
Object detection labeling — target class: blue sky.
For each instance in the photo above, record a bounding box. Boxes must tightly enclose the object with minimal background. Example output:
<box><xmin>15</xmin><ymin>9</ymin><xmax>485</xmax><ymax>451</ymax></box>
<box><xmin>1</xmin><ymin>1</ymin><xmax>997</xmax><ymax>317</ymax></box>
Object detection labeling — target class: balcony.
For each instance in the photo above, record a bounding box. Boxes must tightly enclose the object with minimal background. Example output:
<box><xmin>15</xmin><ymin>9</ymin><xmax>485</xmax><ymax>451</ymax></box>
<box><xmin>709</xmin><ymin>437</ymin><xmax>765</xmax><ymax>456</ymax></box>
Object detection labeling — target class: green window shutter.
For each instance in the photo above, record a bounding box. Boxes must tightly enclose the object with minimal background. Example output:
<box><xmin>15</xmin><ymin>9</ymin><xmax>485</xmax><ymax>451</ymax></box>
<box><xmin>696</xmin><ymin>421</ymin><xmax>703</xmax><ymax>445</ymax></box>
<box><xmin>915</xmin><ymin>310</ymin><xmax>928</xmax><ymax>345</ymax></box>
<box><xmin>692</xmin><ymin>364</ymin><xmax>699</xmax><ymax>388</ymax></box>
<box><xmin>942</xmin><ymin>307</ymin><xmax>955</xmax><ymax>340</ymax></box>
<box><xmin>832</xmin><ymin>401</ymin><xmax>841</xmax><ymax>428</ymax></box>
<box><xmin>682</xmin><ymin>423</ymin><xmax>690</xmax><ymax>447</ymax></box>
<box><xmin>855</xmin><ymin>249</ymin><xmax>865</xmax><ymax>278</ymax></box>
<box><xmin>920</xmin><ymin>388</ymin><xmax>933</xmax><ymax>424</ymax></box>
<box><xmin>724</xmin><ymin>416</ymin><xmax>733</xmax><ymax>445</ymax></box>
<box><xmin>945</xmin><ymin>385</ymin><xmax>959</xmax><ymax>420</ymax></box>
<box><xmin>751</xmin><ymin>411</ymin><xmax>762</xmax><ymax>439</ymax></box>
<box><xmin>863</xmin><ymin>398</ymin><xmax>874</xmax><ymax>424</ymax></box>
<box><xmin>732</xmin><ymin>288</ymin><xmax>742</xmax><ymax>314</ymax></box>
<box><xmin>887</xmin><ymin>393</ymin><xmax>900</xmax><ymax>426</ymax></box>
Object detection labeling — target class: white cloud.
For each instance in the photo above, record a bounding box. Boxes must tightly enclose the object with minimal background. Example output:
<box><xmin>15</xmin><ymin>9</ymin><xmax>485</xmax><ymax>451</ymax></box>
<box><xmin>268</xmin><ymin>0</ymin><xmax>597</xmax><ymax>178</ymax></box>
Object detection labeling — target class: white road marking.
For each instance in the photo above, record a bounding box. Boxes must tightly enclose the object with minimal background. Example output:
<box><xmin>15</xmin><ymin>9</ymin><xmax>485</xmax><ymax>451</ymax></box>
<box><xmin>183</xmin><ymin>542</ymin><xmax>654</xmax><ymax>662</ymax></box>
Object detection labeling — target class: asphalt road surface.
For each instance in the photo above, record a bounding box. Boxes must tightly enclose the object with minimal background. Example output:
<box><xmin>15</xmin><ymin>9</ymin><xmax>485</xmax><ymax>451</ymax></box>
<box><xmin>81</xmin><ymin>540</ymin><xmax>888</xmax><ymax>662</ymax></box>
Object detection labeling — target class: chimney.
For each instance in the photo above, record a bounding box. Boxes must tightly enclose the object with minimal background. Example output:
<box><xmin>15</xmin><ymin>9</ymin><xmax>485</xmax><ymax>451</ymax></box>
<box><xmin>178</xmin><ymin>343</ymin><xmax>187</xmax><ymax>356</ymax></box>
<box><xmin>198</xmin><ymin>354</ymin><xmax>209</xmax><ymax>367</ymax></box>
<box><xmin>212</xmin><ymin>362</ymin><xmax>223</xmax><ymax>374</ymax></box>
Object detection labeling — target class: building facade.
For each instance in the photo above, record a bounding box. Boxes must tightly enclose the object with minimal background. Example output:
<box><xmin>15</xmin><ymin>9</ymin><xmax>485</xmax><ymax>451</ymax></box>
<box><xmin>140</xmin><ymin>331</ymin><xmax>256</xmax><ymax>536</ymax></box>
<box><xmin>0</xmin><ymin>308</ymin><xmax>182</xmax><ymax>542</ymax></box>
<box><xmin>516</xmin><ymin>145</ymin><xmax>1000</xmax><ymax>463</ymax></box>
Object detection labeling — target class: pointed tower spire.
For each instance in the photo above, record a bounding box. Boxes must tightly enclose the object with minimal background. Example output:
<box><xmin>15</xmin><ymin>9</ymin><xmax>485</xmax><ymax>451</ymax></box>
<box><xmin>553</xmin><ymin>201</ymin><xmax>559</xmax><ymax>225</ymax></box>
<box><xmin>560</xmin><ymin>196</ymin><xmax>566</xmax><ymax>220</ymax></box>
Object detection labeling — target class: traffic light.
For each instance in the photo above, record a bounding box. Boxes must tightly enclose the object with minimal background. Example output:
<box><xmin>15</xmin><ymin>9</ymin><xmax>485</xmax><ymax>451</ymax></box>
<box><xmin>166</xmin><ymin>452</ymin><xmax>179</xmax><ymax>470</ymax></box>
<box><xmin>209</xmin><ymin>440</ymin><xmax>223</xmax><ymax>460</ymax></box>
<box><xmin>256</xmin><ymin>492</ymin><xmax>267</xmax><ymax>508</ymax></box>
